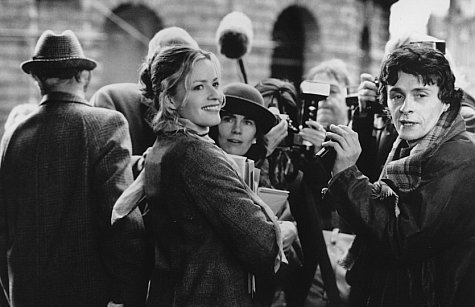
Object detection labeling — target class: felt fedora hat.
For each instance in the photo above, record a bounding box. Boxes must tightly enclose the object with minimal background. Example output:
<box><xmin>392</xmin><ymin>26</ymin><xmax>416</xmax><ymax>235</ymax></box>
<box><xmin>21</xmin><ymin>30</ymin><xmax>97</xmax><ymax>74</ymax></box>
<box><xmin>222</xmin><ymin>82</ymin><xmax>277</xmax><ymax>134</ymax></box>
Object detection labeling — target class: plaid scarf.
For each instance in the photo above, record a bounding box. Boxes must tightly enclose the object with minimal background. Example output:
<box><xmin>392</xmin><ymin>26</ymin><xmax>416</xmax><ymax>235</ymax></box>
<box><xmin>341</xmin><ymin>106</ymin><xmax>466</xmax><ymax>272</ymax></box>
<box><xmin>380</xmin><ymin>106</ymin><xmax>466</xmax><ymax>193</ymax></box>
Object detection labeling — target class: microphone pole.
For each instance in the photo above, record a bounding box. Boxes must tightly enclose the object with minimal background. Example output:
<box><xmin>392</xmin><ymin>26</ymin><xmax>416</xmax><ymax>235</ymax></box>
<box><xmin>216</xmin><ymin>11</ymin><xmax>253</xmax><ymax>84</ymax></box>
<box><xmin>238</xmin><ymin>58</ymin><xmax>248</xmax><ymax>84</ymax></box>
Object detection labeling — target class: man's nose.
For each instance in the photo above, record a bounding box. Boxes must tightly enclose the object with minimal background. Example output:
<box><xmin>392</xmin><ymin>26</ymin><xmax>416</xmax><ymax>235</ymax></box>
<box><xmin>399</xmin><ymin>96</ymin><xmax>414</xmax><ymax>114</ymax></box>
<box><xmin>318</xmin><ymin>98</ymin><xmax>331</xmax><ymax>107</ymax></box>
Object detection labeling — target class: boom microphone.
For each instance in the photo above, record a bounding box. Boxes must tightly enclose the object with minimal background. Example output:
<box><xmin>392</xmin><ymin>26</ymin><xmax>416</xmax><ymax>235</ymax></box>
<box><xmin>216</xmin><ymin>11</ymin><xmax>253</xmax><ymax>59</ymax></box>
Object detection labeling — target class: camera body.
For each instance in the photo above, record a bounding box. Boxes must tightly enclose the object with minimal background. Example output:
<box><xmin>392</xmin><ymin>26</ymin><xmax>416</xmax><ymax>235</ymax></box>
<box><xmin>409</xmin><ymin>40</ymin><xmax>446</xmax><ymax>54</ymax></box>
<box><xmin>277</xmin><ymin>80</ymin><xmax>330</xmax><ymax>149</ymax></box>
<box><xmin>300</xmin><ymin>80</ymin><xmax>331</xmax><ymax>124</ymax></box>
<box><xmin>347</xmin><ymin>79</ymin><xmax>385</xmax><ymax>115</ymax></box>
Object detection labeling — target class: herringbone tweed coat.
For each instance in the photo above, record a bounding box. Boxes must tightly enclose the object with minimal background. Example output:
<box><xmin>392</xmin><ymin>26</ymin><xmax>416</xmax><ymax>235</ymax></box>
<box><xmin>144</xmin><ymin>131</ymin><xmax>281</xmax><ymax>306</ymax></box>
<box><xmin>0</xmin><ymin>92</ymin><xmax>143</xmax><ymax>306</ymax></box>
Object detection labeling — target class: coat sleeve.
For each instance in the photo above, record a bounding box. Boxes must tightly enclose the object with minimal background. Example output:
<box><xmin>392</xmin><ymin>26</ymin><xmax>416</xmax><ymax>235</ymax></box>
<box><xmin>327</xmin><ymin>156</ymin><xmax>475</xmax><ymax>264</ymax></box>
<box><xmin>0</xmin><ymin>131</ymin><xmax>13</xmax><ymax>304</ymax></box>
<box><xmin>166</xmin><ymin>140</ymin><xmax>280</xmax><ymax>276</ymax></box>
<box><xmin>89</xmin><ymin>111</ymin><xmax>148</xmax><ymax>305</ymax></box>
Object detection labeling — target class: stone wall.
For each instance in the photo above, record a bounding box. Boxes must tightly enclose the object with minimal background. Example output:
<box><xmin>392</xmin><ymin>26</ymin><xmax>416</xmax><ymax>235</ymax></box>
<box><xmin>0</xmin><ymin>0</ymin><xmax>392</xmax><ymax>135</ymax></box>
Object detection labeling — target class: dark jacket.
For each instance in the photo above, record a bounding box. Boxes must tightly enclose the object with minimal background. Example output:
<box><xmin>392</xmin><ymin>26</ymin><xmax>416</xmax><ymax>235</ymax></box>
<box><xmin>145</xmin><ymin>131</ymin><xmax>280</xmax><ymax>306</ymax></box>
<box><xmin>0</xmin><ymin>92</ymin><xmax>143</xmax><ymax>306</ymax></box>
<box><xmin>327</xmin><ymin>131</ymin><xmax>475</xmax><ymax>306</ymax></box>
<box><xmin>91</xmin><ymin>83</ymin><xmax>156</xmax><ymax>156</ymax></box>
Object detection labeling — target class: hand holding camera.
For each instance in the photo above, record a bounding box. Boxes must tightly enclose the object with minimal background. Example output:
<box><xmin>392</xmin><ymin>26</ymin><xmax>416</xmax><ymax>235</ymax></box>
<box><xmin>299</xmin><ymin>120</ymin><xmax>326</xmax><ymax>154</ymax></box>
<box><xmin>358</xmin><ymin>73</ymin><xmax>379</xmax><ymax>113</ymax></box>
<box><xmin>264</xmin><ymin>111</ymin><xmax>289</xmax><ymax>157</ymax></box>
<box><xmin>323</xmin><ymin>124</ymin><xmax>362</xmax><ymax>176</ymax></box>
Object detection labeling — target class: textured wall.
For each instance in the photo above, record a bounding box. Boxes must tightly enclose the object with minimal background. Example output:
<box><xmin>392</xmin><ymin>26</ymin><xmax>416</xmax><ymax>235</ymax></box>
<box><xmin>0</xmin><ymin>0</ymin><xmax>391</xmax><ymax>135</ymax></box>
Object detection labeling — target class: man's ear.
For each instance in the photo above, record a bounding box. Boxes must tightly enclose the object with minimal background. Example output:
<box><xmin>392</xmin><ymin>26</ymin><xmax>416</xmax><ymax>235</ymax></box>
<box><xmin>75</xmin><ymin>70</ymin><xmax>91</xmax><ymax>83</ymax></box>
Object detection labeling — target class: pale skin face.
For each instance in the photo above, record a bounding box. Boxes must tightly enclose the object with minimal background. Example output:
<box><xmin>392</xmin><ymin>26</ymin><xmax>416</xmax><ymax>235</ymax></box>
<box><xmin>173</xmin><ymin>59</ymin><xmax>223</xmax><ymax>134</ymax></box>
<box><xmin>218</xmin><ymin>113</ymin><xmax>257</xmax><ymax>156</ymax></box>
<box><xmin>387</xmin><ymin>72</ymin><xmax>449</xmax><ymax>142</ymax></box>
<box><xmin>312</xmin><ymin>72</ymin><xmax>349</xmax><ymax>127</ymax></box>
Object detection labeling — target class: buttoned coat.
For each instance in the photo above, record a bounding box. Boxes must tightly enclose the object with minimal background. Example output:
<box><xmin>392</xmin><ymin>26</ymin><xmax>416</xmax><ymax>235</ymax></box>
<box><xmin>145</xmin><ymin>131</ymin><xmax>280</xmax><ymax>306</ymax></box>
<box><xmin>0</xmin><ymin>92</ymin><xmax>143</xmax><ymax>306</ymax></box>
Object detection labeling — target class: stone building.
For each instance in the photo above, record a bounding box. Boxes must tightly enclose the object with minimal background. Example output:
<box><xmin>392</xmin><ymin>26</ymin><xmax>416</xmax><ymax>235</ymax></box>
<box><xmin>0</xmin><ymin>0</ymin><xmax>396</xmax><ymax>135</ymax></box>
<box><xmin>436</xmin><ymin>0</ymin><xmax>475</xmax><ymax>97</ymax></box>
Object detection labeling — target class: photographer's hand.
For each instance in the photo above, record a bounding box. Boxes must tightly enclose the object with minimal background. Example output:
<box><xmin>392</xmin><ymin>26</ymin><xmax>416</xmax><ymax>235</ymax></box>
<box><xmin>264</xmin><ymin>118</ymin><xmax>288</xmax><ymax>157</ymax></box>
<box><xmin>299</xmin><ymin>120</ymin><xmax>326</xmax><ymax>153</ymax></box>
<box><xmin>323</xmin><ymin>124</ymin><xmax>361</xmax><ymax>176</ymax></box>
<box><xmin>358</xmin><ymin>73</ymin><xmax>378</xmax><ymax>113</ymax></box>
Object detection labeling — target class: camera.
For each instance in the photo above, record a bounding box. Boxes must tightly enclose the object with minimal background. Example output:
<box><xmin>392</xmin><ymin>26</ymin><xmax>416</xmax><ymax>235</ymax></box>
<box><xmin>409</xmin><ymin>40</ymin><xmax>446</xmax><ymax>54</ymax></box>
<box><xmin>346</xmin><ymin>79</ymin><xmax>386</xmax><ymax>115</ymax></box>
<box><xmin>276</xmin><ymin>80</ymin><xmax>330</xmax><ymax>149</ymax></box>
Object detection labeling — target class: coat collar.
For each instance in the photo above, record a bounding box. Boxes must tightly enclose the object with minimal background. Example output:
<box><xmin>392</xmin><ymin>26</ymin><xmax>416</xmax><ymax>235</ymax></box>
<box><xmin>40</xmin><ymin>91</ymin><xmax>90</xmax><ymax>106</ymax></box>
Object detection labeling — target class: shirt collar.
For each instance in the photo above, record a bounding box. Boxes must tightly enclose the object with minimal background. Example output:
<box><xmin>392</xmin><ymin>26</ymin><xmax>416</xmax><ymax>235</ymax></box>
<box><xmin>40</xmin><ymin>91</ymin><xmax>89</xmax><ymax>106</ymax></box>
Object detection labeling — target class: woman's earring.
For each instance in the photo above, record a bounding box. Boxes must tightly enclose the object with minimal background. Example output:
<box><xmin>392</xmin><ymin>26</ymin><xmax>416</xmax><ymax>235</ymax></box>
<box><xmin>220</xmin><ymin>96</ymin><xmax>226</xmax><ymax>107</ymax></box>
<box><xmin>252</xmin><ymin>139</ymin><xmax>257</xmax><ymax>144</ymax></box>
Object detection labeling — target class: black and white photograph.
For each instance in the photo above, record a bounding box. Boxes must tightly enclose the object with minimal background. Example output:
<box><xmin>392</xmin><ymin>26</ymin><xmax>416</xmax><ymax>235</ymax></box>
<box><xmin>1</xmin><ymin>0</ymin><xmax>474</xmax><ymax>306</ymax></box>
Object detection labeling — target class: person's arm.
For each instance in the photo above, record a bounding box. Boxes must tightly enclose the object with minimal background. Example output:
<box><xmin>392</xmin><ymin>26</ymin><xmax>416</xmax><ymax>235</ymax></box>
<box><xmin>0</xmin><ymin>130</ymin><xmax>14</xmax><ymax>304</ymax></box>
<box><xmin>327</xmin><ymin>160</ymin><xmax>475</xmax><ymax>263</ymax></box>
<box><xmin>172</xmin><ymin>140</ymin><xmax>280</xmax><ymax>276</ymax></box>
<box><xmin>263</xmin><ymin>118</ymin><xmax>288</xmax><ymax>157</ymax></box>
<box><xmin>357</xmin><ymin>73</ymin><xmax>378</xmax><ymax>115</ymax></box>
<box><xmin>90</xmin><ymin>111</ymin><xmax>148</xmax><ymax>306</ymax></box>
<box><xmin>325</xmin><ymin>126</ymin><xmax>475</xmax><ymax>263</ymax></box>
<box><xmin>352</xmin><ymin>73</ymin><xmax>383</xmax><ymax>181</ymax></box>
<box><xmin>0</xmin><ymin>177</ymin><xmax>9</xmax><ymax>305</ymax></box>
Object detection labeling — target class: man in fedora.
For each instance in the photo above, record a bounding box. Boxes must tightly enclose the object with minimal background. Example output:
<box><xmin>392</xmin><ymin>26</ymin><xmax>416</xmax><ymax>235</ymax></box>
<box><xmin>0</xmin><ymin>30</ymin><xmax>147</xmax><ymax>306</ymax></box>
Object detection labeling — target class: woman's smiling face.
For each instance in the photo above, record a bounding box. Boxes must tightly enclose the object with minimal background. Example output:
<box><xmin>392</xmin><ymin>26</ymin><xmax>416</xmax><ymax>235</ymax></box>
<box><xmin>173</xmin><ymin>58</ymin><xmax>224</xmax><ymax>134</ymax></box>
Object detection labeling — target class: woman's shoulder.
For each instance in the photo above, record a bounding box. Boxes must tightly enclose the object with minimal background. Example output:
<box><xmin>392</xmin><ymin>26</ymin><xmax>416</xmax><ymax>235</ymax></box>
<box><xmin>158</xmin><ymin>132</ymin><xmax>225</xmax><ymax>164</ymax></box>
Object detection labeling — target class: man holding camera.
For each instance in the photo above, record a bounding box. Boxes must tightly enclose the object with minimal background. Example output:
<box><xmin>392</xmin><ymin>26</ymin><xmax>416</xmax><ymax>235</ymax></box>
<box><xmin>323</xmin><ymin>44</ymin><xmax>475</xmax><ymax>306</ymax></box>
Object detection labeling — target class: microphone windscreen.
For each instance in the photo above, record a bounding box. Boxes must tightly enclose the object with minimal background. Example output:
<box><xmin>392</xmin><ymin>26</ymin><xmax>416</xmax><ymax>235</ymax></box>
<box><xmin>216</xmin><ymin>11</ymin><xmax>253</xmax><ymax>59</ymax></box>
<box><xmin>218</xmin><ymin>31</ymin><xmax>248</xmax><ymax>59</ymax></box>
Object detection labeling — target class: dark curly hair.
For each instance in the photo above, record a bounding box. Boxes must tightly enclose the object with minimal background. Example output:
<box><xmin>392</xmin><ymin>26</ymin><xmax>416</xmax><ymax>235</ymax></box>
<box><xmin>378</xmin><ymin>45</ymin><xmax>463</xmax><ymax>110</ymax></box>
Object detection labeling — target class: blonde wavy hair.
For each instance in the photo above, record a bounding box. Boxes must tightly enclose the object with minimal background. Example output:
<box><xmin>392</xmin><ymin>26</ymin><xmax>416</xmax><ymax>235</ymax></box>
<box><xmin>141</xmin><ymin>45</ymin><xmax>223</xmax><ymax>133</ymax></box>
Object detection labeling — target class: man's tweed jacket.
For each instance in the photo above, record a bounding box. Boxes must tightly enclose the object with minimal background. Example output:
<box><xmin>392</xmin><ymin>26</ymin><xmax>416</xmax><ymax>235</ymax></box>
<box><xmin>0</xmin><ymin>92</ymin><xmax>144</xmax><ymax>306</ymax></box>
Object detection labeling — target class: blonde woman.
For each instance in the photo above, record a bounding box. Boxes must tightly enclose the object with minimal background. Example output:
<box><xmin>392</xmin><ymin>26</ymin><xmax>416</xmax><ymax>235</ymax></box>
<box><xmin>140</xmin><ymin>45</ymin><xmax>283</xmax><ymax>306</ymax></box>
